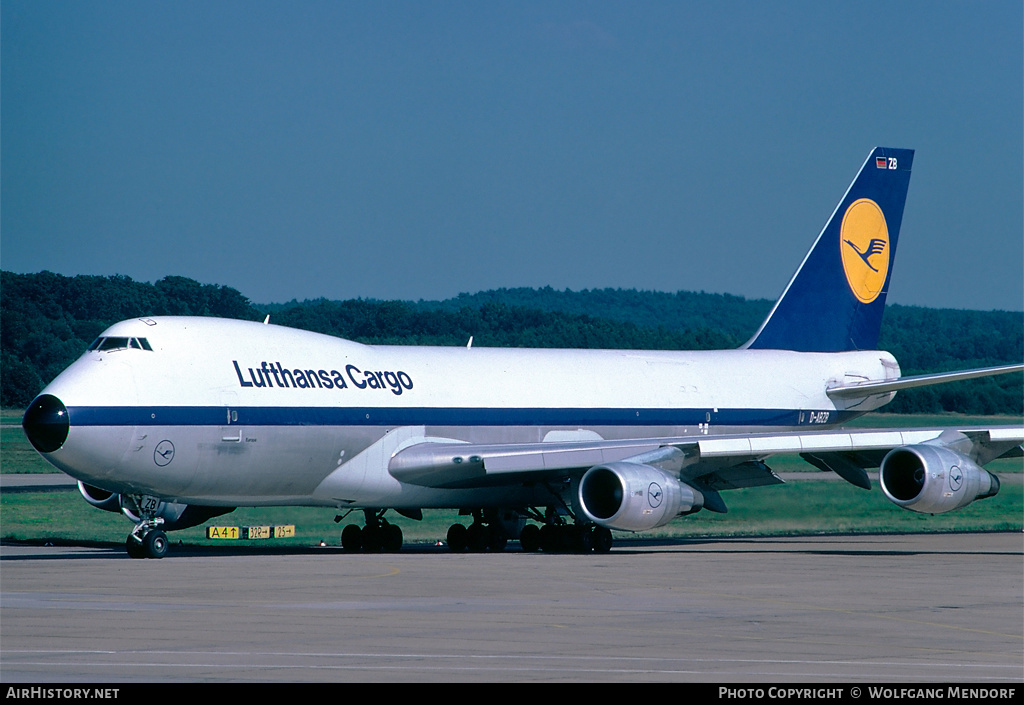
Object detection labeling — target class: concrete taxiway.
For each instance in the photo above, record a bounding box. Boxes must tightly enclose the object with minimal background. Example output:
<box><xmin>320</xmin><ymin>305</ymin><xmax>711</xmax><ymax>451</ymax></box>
<box><xmin>1</xmin><ymin>533</ymin><xmax>1022</xmax><ymax>682</ymax></box>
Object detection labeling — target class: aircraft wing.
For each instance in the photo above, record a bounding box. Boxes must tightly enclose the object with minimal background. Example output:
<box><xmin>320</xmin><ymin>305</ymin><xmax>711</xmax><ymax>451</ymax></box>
<box><xmin>389</xmin><ymin>426</ymin><xmax>1024</xmax><ymax>493</ymax></box>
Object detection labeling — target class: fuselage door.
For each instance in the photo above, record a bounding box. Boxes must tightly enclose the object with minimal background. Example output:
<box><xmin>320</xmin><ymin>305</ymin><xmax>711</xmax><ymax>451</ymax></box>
<box><xmin>221</xmin><ymin>391</ymin><xmax>241</xmax><ymax>443</ymax></box>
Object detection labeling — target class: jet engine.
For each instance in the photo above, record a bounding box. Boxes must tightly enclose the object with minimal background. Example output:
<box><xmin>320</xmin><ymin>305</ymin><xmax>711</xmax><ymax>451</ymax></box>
<box><xmin>576</xmin><ymin>462</ymin><xmax>703</xmax><ymax>532</ymax></box>
<box><xmin>77</xmin><ymin>481</ymin><xmax>234</xmax><ymax>530</ymax></box>
<box><xmin>879</xmin><ymin>445</ymin><xmax>1000</xmax><ymax>514</ymax></box>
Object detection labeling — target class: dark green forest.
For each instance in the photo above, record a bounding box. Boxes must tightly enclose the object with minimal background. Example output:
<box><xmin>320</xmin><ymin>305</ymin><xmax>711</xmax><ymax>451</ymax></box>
<box><xmin>2</xmin><ymin>270</ymin><xmax>1021</xmax><ymax>414</ymax></box>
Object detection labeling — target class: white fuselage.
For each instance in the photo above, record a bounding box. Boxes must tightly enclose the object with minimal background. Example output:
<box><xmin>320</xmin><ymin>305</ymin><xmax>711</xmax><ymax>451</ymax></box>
<box><xmin>37</xmin><ymin>317</ymin><xmax>898</xmax><ymax>508</ymax></box>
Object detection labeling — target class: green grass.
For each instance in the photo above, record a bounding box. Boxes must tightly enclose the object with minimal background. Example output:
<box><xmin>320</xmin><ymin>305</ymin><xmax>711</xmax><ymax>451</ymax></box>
<box><xmin>1</xmin><ymin>416</ymin><xmax>55</xmax><ymax>474</ymax></box>
<box><xmin>2</xmin><ymin>410</ymin><xmax>1021</xmax><ymax>547</ymax></box>
<box><xmin>0</xmin><ymin>409</ymin><xmax>23</xmax><ymax>424</ymax></box>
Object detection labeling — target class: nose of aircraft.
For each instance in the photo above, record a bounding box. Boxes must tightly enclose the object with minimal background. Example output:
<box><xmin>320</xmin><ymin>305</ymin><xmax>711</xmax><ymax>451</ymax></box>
<box><xmin>22</xmin><ymin>394</ymin><xmax>70</xmax><ymax>453</ymax></box>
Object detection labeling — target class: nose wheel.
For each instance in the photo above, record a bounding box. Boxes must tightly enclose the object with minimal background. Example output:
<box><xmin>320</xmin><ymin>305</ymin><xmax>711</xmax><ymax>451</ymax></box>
<box><xmin>126</xmin><ymin>528</ymin><xmax>168</xmax><ymax>559</ymax></box>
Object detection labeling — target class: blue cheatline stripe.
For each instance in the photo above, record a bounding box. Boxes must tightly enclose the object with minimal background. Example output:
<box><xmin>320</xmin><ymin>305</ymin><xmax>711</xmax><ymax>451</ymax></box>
<box><xmin>65</xmin><ymin>406</ymin><xmax>861</xmax><ymax>428</ymax></box>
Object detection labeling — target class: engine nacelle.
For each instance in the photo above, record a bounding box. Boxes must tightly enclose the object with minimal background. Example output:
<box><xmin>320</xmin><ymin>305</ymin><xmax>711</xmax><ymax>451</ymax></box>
<box><xmin>78</xmin><ymin>482</ymin><xmax>233</xmax><ymax>530</ymax></box>
<box><xmin>576</xmin><ymin>462</ymin><xmax>703</xmax><ymax>532</ymax></box>
<box><xmin>879</xmin><ymin>444</ymin><xmax>1000</xmax><ymax>514</ymax></box>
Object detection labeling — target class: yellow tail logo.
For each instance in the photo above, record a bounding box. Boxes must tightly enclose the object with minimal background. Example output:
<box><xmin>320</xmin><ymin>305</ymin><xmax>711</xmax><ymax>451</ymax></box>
<box><xmin>840</xmin><ymin>198</ymin><xmax>889</xmax><ymax>303</ymax></box>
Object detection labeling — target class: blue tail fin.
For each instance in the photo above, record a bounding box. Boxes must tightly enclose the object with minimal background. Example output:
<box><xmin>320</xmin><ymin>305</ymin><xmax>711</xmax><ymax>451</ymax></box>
<box><xmin>745</xmin><ymin>147</ymin><xmax>914</xmax><ymax>352</ymax></box>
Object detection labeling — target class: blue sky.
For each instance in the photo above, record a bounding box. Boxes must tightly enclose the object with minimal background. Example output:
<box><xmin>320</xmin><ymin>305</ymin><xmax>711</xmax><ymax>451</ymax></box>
<box><xmin>3</xmin><ymin>1</ymin><xmax>1021</xmax><ymax>311</ymax></box>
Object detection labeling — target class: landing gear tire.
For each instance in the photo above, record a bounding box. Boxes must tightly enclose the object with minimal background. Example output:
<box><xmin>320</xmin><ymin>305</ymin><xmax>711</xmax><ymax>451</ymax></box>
<box><xmin>488</xmin><ymin>526</ymin><xmax>508</xmax><ymax>553</ymax></box>
<box><xmin>540</xmin><ymin>524</ymin><xmax>559</xmax><ymax>552</ymax></box>
<box><xmin>519</xmin><ymin>523</ymin><xmax>541</xmax><ymax>552</ymax></box>
<box><xmin>575</xmin><ymin>525</ymin><xmax>594</xmax><ymax>553</ymax></box>
<box><xmin>361</xmin><ymin>525</ymin><xmax>382</xmax><ymax>553</ymax></box>
<box><xmin>466</xmin><ymin>523</ymin><xmax>488</xmax><ymax>552</ymax></box>
<box><xmin>382</xmin><ymin>523</ymin><xmax>403</xmax><ymax>552</ymax></box>
<box><xmin>341</xmin><ymin>524</ymin><xmax>362</xmax><ymax>552</ymax></box>
<box><xmin>126</xmin><ymin>536</ymin><xmax>146</xmax><ymax>559</ymax></box>
<box><xmin>447</xmin><ymin>523</ymin><xmax>468</xmax><ymax>552</ymax></box>
<box><xmin>142</xmin><ymin>530</ymin><xmax>168</xmax><ymax>559</ymax></box>
<box><xmin>536</xmin><ymin>524</ymin><xmax>609</xmax><ymax>553</ymax></box>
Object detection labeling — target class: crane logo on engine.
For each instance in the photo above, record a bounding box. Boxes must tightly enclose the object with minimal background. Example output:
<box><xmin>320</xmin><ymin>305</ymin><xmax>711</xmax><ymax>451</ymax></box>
<box><xmin>948</xmin><ymin>465</ymin><xmax>963</xmax><ymax>492</ymax></box>
<box><xmin>648</xmin><ymin>482</ymin><xmax>663</xmax><ymax>508</ymax></box>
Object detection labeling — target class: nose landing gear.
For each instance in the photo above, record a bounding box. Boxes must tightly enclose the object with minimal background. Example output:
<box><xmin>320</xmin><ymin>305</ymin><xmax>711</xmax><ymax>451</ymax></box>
<box><xmin>126</xmin><ymin>527</ymin><xmax>168</xmax><ymax>559</ymax></box>
<box><xmin>123</xmin><ymin>495</ymin><xmax>169</xmax><ymax>559</ymax></box>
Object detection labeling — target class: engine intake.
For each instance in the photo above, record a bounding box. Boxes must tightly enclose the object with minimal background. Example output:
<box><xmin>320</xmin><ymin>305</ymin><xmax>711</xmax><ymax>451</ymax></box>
<box><xmin>879</xmin><ymin>444</ymin><xmax>999</xmax><ymax>514</ymax></box>
<box><xmin>577</xmin><ymin>462</ymin><xmax>703</xmax><ymax>531</ymax></box>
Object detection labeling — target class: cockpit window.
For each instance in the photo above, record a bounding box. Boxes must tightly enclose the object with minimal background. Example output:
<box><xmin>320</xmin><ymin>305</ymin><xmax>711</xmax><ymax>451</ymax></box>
<box><xmin>99</xmin><ymin>337</ymin><xmax>130</xmax><ymax>351</ymax></box>
<box><xmin>87</xmin><ymin>337</ymin><xmax>153</xmax><ymax>352</ymax></box>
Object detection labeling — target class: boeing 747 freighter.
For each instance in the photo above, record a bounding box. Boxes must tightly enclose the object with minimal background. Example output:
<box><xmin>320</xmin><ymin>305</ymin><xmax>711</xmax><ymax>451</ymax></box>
<box><xmin>22</xmin><ymin>147</ymin><xmax>1024</xmax><ymax>558</ymax></box>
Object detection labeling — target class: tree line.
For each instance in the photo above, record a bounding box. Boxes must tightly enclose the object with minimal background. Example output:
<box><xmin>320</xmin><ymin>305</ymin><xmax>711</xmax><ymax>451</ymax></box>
<box><xmin>2</xmin><ymin>270</ymin><xmax>1020</xmax><ymax>414</ymax></box>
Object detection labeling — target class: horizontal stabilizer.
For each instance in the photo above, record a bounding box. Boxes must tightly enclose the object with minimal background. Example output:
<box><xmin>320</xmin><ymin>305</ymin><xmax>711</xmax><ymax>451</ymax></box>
<box><xmin>827</xmin><ymin>363</ymin><xmax>1024</xmax><ymax>399</ymax></box>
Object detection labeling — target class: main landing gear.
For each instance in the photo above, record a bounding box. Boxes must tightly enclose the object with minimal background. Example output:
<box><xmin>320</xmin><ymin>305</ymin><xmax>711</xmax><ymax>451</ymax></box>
<box><xmin>334</xmin><ymin>507</ymin><xmax>614</xmax><ymax>554</ymax></box>
<box><xmin>445</xmin><ymin>509</ymin><xmax>614</xmax><ymax>554</ymax></box>
<box><xmin>522</xmin><ymin>523</ymin><xmax>613</xmax><ymax>554</ymax></box>
<box><xmin>445</xmin><ymin>508</ymin><xmax>519</xmax><ymax>552</ymax></box>
<box><xmin>338</xmin><ymin>509</ymin><xmax>403</xmax><ymax>552</ymax></box>
<box><xmin>446</xmin><ymin>520</ymin><xmax>506</xmax><ymax>552</ymax></box>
